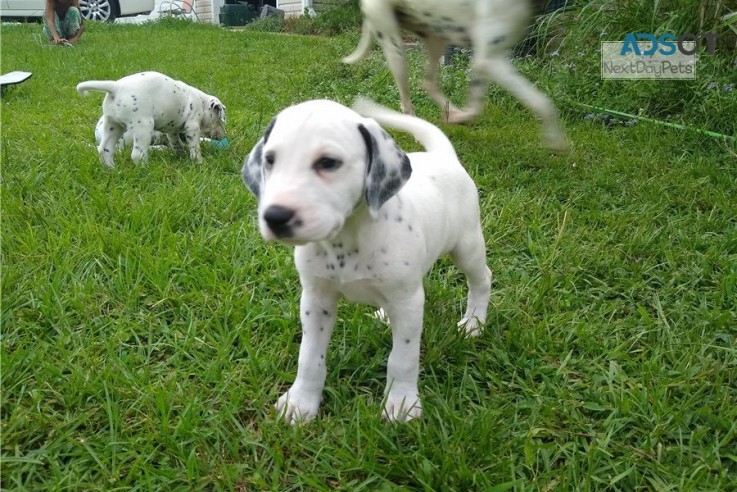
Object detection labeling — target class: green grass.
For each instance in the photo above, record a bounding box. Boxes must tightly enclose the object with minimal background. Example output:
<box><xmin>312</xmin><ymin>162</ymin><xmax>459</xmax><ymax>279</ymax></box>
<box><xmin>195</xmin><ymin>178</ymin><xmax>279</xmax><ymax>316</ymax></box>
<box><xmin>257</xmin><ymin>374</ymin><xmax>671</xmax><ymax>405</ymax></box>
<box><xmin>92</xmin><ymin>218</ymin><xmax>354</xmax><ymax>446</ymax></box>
<box><xmin>2</xmin><ymin>18</ymin><xmax>737</xmax><ymax>490</ymax></box>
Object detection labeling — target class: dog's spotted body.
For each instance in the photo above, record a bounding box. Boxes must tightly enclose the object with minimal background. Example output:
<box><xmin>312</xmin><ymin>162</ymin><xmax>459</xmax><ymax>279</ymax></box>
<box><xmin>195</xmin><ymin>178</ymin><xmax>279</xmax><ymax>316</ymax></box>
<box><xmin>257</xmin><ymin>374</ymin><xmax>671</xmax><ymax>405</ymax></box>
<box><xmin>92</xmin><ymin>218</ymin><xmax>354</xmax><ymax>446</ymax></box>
<box><xmin>242</xmin><ymin>98</ymin><xmax>492</xmax><ymax>423</ymax></box>
<box><xmin>77</xmin><ymin>71</ymin><xmax>226</xmax><ymax>167</ymax></box>
<box><xmin>343</xmin><ymin>0</ymin><xmax>567</xmax><ymax>151</ymax></box>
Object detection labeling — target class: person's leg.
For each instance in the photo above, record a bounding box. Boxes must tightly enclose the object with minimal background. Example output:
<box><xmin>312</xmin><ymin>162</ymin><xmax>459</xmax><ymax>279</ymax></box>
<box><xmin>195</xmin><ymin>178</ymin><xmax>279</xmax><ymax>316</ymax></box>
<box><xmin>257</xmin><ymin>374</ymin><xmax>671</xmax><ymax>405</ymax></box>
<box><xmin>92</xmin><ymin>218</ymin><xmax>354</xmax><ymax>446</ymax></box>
<box><xmin>60</xmin><ymin>7</ymin><xmax>83</xmax><ymax>41</ymax></box>
<box><xmin>42</xmin><ymin>12</ymin><xmax>63</xmax><ymax>42</ymax></box>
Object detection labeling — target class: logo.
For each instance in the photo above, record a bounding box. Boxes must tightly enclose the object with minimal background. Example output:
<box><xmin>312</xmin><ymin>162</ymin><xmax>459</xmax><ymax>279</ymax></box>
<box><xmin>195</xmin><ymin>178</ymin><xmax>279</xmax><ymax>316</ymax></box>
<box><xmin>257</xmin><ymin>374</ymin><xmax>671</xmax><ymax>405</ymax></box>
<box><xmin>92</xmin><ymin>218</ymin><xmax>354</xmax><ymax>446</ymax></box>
<box><xmin>602</xmin><ymin>32</ymin><xmax>720</xmax><ymax>80</ymax></box>
<box><xmin>620</xmin><ymin>32</ymin><xmax>720</xmax><ymax>56</ymax></box>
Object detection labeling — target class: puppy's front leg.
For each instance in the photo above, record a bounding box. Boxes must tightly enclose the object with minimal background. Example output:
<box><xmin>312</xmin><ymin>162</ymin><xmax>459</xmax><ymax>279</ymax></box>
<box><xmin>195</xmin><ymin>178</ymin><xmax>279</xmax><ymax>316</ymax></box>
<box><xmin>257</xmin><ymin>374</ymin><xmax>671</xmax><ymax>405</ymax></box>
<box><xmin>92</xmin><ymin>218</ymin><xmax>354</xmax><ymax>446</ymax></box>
<box><xmin>276</xmin><ymin>282</ymin><xmax>338</xmax><ymax>424</ymax></box>
<box><xmin>183</xmin><ymin>123</ymin><xmax>203</xmax><ymax>164</ymax></box>
<box><xmin>382</xmin><ymin>286</ymin><xmax>425</xmax><ymax>422</ymax></box>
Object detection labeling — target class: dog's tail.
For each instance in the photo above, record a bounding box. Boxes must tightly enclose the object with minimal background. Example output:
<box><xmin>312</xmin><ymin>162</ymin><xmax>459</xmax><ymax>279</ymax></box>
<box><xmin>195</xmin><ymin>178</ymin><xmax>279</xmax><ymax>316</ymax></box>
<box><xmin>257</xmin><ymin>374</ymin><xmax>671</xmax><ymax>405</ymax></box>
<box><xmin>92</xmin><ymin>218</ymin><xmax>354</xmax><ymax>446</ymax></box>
<box><xmin>76</xmin><ymin>80</ymin><xmax>118</xmax><ymax>97</ymax></box>
<box><xmin>352</xmin><ymin>97</ymin><xmax>457</xmax><ymax>158</ymax></box>
<box><xmin>342</xmin><ymin>20</ymin><xmax>373</xmax><ymax>64</ymax></box>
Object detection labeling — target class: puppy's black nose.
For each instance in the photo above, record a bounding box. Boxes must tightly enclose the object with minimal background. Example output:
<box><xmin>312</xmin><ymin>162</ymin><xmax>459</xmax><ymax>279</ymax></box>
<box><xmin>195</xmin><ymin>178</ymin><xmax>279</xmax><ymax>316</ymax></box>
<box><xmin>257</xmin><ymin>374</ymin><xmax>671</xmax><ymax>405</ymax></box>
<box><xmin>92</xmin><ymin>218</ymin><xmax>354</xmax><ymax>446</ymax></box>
<box><xmin>263</xmin><ymin>205</ymin><xmax>296</xmax><ymax>236</ymax></box>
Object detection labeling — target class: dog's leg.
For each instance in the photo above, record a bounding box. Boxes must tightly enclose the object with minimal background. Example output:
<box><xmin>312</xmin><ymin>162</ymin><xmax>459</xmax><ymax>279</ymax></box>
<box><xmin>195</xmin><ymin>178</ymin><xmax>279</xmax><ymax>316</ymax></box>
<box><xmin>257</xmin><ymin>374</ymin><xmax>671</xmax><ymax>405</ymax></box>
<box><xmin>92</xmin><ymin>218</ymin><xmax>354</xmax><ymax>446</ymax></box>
<box><xmin>275</xmin><ymin>282</ymin><xmax>339</xmax><ymax>424</ymax></box>
<box><xmin>367</xmin><ymin>3</ymin><xmax>414</xmax><ymax>115</ymax></box>
<box><xmin>423</xmin><ymin>34</ymin><xmax>461</xmax><ymax>121</ymax></box>
<box><xmin>183</xmin><ymin>123</ymin><xmax>203</xmax><ymax>164</ymax></box>
<box><xmin>457</xmin><ymin>54</ymin><xmax>568</xmax><ymax>151</ymax></box>
<box><xmin>451</xmin><ymin>228</ymin><xmax>492</xmax><ymax>337</ymax></box>
<box><xmin>166</xmin><ymin>132</ymin><xmax>186</xmax><ymax>154</ymax></box>
<box><xmin>422</xmin><ymin>35</ymin><xmax>462</xmax><ymax>121</ymax></box>
<box><xmin>382</xmin><ymin>286</ymin><xmax>425</xmax><ymax>422</ymax></box>
<box><xmin>380</xmin><ymin>40</ymin><xmax>414</xmax><ymax>115</ymax></box>
<box><xmin>97</xmin><ymin>116</ymin><xmax>125</xmax><ymax>168</ymax></box>
<box><xmin>129</xmin><ymin>120</ymin><xmax>155</xmax><ymax>164</ymax></box>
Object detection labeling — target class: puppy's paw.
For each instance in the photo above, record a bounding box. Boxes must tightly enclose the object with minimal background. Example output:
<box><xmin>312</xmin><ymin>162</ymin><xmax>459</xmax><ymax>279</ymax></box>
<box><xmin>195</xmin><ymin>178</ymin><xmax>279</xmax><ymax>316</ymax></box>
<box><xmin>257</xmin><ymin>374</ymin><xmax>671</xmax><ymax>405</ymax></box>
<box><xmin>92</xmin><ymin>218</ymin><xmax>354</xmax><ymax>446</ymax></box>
<box><xmin>383</xmin><ymin>391</ymin><xmax>422</xmax><ymax>423</ymax></box>
<box><xmin>275</xmin><ymin>388</ymin><xmax>321</xmax><ymax>424</ymax></box>
<box><xmin>400</xmin><ymin>103</ymin><xmax>416</xmax><ymax>116</ymax></box>
<box><xmin>447</xmin><ymin>109</ymin><xmax>477</xmax><ymax>124</ymax></box>
<box><xmin>457</xmin><ymin>316</ymin><xmax>483</xmax><ymax>337</ymax></box>
<box><xmin>543</xmin><ymin>126</ymin><xmax>569</xmax><ymax>154</ymax></box>
<box><xmin>372</xmin><ymin>308</ymin><xmax>390</xmax><ymax>323</ymax></box>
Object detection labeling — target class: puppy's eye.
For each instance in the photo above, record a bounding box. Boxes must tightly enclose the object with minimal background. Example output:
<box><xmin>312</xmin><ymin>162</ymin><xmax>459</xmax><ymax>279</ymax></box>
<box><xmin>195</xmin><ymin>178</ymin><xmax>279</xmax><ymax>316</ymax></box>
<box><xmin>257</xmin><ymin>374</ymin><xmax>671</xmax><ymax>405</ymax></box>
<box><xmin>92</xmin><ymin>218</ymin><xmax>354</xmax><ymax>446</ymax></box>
<box><xmin>264</xmin><ymin>152</ymin><xmax>275</xmax><ymax>169</ymax></box>
<box><xmin>313</xmin><ymin>156</ymin><xmax>342</xmax><ymax>172</ymax></box>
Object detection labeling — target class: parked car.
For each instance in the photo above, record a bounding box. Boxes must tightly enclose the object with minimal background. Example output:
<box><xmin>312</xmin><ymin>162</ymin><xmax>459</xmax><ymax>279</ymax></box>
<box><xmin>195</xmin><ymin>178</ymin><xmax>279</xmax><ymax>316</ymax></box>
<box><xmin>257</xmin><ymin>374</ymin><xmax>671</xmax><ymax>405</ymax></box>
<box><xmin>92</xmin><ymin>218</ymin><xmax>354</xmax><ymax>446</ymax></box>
<box><xmin>1</xmin><ymin>0</ymin><xmax>155</xmax><ymax>22</ymax></box>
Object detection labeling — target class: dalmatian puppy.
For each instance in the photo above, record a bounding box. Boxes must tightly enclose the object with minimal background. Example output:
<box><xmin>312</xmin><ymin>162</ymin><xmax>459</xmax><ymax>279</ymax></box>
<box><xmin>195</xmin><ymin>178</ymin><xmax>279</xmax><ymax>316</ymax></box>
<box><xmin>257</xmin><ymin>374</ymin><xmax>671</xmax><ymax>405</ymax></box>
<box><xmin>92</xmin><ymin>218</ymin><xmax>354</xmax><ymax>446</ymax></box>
<box><xmin>343</xmin><ymin>0</ymin><xmax>567</xmax><ymax>151</ymax></box>
<box><xmin>94</xmin><ymin>115</ymin><xmax>176</xmax><ymax>150</ymax></box>
<box><xmin>77</xmin><ymin>71</ymin><xmax>226</xmax><ymax>167</ymax></box>
<box><xmin>242</xmin><ymin>98</ymin><xmax>492</xmax><ymax>423</ymax></box>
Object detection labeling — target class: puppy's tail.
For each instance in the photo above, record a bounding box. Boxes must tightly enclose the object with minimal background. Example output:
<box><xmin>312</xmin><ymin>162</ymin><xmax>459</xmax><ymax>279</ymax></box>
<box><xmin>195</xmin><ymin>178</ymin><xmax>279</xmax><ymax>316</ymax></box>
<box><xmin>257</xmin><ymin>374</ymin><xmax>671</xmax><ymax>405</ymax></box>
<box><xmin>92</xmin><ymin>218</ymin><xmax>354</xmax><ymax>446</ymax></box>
<box><xmin>352</xmin><ymin>97</ymin><xmax>457</xmax><ymax>158</ymax></box>
<box><xmin>342</xmin><ymin>20</ymin><xmax>373</xmax><ymax>64</ymax></box>
<box><xmin>76</xmin><ymin>80</ymin><xmax>118</xmax><ymax>97</ymax></box>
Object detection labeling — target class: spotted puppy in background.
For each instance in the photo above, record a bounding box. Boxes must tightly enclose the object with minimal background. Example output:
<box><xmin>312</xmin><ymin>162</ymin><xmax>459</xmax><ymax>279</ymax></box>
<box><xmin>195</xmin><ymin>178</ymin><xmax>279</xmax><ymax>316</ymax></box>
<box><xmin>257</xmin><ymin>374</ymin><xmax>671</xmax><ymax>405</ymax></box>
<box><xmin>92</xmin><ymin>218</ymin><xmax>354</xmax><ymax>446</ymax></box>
<box><xmin>242</xmin><ymin>98</ymin><xmax>492</xmax><ymax>423</ymax></box>
<box><xmin>93</xmin><ymin>115</ymin><xmax>178</xmax><ymax>150</ymax></box>
<box><xmin>343</xmin><ymin>0</ymin><xmax>567</xmax><ymax>151</ymax></box>
<box><xmin>78</xmin><ymin>71</ymin><xmax>226</xmax><ymax>167</ymax></box>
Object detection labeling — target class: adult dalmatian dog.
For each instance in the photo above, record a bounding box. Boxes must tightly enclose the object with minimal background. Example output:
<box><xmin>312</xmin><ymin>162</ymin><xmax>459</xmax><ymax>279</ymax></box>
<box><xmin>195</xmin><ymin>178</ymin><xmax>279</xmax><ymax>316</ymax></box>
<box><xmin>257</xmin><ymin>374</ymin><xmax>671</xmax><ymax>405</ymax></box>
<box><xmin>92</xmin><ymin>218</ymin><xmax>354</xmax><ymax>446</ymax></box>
<box><xmin>77</xmin><ymin>71</ymin><xmax>226</xmax><ymax>167</ymax></box>
<box><xmin>242</xmin><ymin>98</ymin><xmax>492</xmax><ymax>423</ymax></box>
<box><xmin>343</xmin><ymin>0</ymin><xmax>567</xmax><ymax>151</ymax></box>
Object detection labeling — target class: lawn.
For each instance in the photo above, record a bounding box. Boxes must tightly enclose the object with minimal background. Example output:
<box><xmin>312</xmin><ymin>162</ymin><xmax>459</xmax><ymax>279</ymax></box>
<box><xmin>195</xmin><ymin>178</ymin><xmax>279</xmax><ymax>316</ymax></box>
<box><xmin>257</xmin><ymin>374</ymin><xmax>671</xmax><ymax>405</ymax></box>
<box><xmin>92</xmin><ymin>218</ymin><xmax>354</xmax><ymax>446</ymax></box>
<box><xmin>2</xmin><ymin>18</ymin><xmax>736</xmax><ymax>490</ymax></box>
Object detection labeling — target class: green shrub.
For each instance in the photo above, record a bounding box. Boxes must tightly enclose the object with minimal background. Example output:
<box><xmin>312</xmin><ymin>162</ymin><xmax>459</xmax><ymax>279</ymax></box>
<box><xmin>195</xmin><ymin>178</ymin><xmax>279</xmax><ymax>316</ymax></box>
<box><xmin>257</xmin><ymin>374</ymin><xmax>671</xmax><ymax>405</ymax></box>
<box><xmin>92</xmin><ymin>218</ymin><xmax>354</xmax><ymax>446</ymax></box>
<box><xmin>244</xmin><ymin>13</ymin><xmax>284</xmax><ymax>33</ymax></box>
<box><xmin>247</xmin><ymin>0</ymin><xmax>361</xmax><ymax>35</ymax></box>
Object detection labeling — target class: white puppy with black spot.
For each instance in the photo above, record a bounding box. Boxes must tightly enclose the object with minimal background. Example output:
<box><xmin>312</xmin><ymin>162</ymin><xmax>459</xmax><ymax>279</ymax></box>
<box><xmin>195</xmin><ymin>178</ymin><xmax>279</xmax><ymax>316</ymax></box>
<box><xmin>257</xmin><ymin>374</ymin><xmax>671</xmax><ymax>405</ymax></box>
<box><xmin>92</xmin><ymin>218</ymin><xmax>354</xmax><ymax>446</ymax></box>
<box><xmin>343</xmin><ymin>0</ymin><xmax>567</xmax><ymax>151</ymax></box>
<box><xmin>77</xmin><ymin>71</ymin><xmax>226</xmax><ymax>167</ymax></box>
<box><xmin>242</xmin><ymin>98</ymin><xmax>492</xmax><ymax>423</ymax></box>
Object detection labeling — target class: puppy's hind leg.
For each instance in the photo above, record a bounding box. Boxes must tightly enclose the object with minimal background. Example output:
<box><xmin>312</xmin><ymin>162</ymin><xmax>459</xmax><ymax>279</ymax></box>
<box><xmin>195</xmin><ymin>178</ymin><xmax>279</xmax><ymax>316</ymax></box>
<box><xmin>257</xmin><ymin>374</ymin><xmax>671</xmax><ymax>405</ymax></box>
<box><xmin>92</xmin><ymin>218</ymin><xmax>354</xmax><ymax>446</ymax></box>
<box><xmin>166</xmin><ymin>132</ymin><xmax>186</xmax><ymax>154</ymax></box>
<box><xmin>367</xmin><ymin>3</ymin><xmax>414</xmax><ymax>115</ymax></box>
<box><xmin>451</xmin><ymin>227</ymin><xmax>492</xmax><ymax>337</ymax></box>
<box><xmin>97</xmin><ymin>116</ymin><xmax>125</xmax><ymax>168</ymax></box>
<box><xmin>422</xmin><ymin>35</ymin><xmax>462</xmax><ymax>121</ymax></box>
<box><xmin>129</xmin><ymin>119</ymin><xmax>155</xmax><ymax>164</ymax></box>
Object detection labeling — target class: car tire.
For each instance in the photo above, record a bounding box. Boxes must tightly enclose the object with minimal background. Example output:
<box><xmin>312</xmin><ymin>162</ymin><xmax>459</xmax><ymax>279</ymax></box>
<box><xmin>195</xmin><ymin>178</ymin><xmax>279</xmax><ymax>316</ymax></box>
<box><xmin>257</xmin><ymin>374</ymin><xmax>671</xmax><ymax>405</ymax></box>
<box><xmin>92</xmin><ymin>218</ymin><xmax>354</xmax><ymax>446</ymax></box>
<box><xmin>80</xmin><ymin>0</ymin><xmax>120</xmax><ymax>22</ymax></box>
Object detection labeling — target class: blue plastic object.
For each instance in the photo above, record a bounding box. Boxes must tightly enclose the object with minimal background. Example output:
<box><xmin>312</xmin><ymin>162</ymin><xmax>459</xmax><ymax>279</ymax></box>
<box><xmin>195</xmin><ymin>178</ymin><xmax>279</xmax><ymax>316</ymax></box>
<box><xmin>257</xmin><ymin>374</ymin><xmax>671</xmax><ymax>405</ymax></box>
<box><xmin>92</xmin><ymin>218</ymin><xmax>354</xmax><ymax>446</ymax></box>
<box><xmin>210</xmin><ymin>137</ymin><xmax>229</xmax><ymax>150</ymax></box>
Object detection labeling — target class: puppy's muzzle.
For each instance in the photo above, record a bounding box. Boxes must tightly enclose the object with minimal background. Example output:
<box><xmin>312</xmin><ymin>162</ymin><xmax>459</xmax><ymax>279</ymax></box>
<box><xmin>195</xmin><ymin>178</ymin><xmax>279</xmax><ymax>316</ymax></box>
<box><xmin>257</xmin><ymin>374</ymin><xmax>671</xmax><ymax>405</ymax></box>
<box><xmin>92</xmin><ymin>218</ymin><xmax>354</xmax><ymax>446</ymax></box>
<box><xmin>263</xmin><ymin>204</ymin><xmax>296</xmax><ymax>238</ymax></box>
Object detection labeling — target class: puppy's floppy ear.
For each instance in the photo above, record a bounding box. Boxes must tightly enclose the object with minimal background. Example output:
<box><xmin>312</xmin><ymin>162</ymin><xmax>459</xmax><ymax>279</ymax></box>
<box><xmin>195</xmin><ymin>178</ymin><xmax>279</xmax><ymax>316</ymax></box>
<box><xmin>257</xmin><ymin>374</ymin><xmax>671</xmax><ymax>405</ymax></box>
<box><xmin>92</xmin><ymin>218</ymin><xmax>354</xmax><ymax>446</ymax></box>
<box><xmin>242</xmin><ymin>117</ymin><xmax>276</xmax><ymax>200</ymax></box>
<box><xmin>210</xmin><ymin>98</ymin><xmax>227</xmax><ymax>123</ymax></box>
<box><xmin>358</xmin><ymin>120</ymin><xmax>412</xmax><ymax>219</ymax></box>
